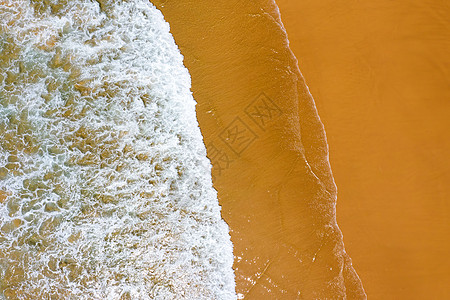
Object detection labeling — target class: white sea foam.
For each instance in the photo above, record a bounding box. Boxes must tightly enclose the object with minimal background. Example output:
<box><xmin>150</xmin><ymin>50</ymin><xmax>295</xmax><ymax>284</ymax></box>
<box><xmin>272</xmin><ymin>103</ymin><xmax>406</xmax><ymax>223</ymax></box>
<box><xmin>0</xmin><ymin>1</ymin><xmax>236</xmax><ymax>299</ymax></box>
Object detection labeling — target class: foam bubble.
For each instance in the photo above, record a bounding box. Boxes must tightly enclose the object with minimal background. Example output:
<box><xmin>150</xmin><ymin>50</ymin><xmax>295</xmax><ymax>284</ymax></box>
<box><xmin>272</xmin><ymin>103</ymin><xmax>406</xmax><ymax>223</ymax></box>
<box><xmin>0</xmin><ymin>0</ymin><xmax>236</xmax><ymax>299</ymax></box>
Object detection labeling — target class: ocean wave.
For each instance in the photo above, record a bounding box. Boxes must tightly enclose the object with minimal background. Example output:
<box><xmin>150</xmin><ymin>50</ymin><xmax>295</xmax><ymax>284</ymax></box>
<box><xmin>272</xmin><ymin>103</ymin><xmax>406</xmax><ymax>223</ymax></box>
<box><xmin>0</xmin><ymin>0</ymin><xmax>236</xmax><ymax>299</ymax></box>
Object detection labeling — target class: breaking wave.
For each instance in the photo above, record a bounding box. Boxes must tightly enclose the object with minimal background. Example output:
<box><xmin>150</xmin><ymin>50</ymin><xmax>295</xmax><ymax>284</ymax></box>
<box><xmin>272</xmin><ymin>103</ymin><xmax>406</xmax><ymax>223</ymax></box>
<box><xmin>0</xmin><ymin>0</ymin><xmax>236</xmax><ymax>299</ymax></box>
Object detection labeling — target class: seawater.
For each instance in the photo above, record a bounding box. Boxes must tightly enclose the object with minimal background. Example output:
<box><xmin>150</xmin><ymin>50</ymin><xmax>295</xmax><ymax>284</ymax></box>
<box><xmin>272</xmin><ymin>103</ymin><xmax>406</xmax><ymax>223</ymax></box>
<box><xmin>0</xmin><ymin>0</ymin><xmax>236</xmax><ymax>299</ymax></box>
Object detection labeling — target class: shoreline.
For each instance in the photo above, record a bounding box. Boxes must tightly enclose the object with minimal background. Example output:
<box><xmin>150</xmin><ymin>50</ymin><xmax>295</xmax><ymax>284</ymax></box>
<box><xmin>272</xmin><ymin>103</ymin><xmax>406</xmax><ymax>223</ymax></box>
<box><xmin>275</xmin><ymin>0</ymin><xmax>450</xmax><ymax>298</ymax></box>
<box><xmin>152</xmin><ymin>0</ymin><xmax>366</xmax><ymax>298</ymax></box>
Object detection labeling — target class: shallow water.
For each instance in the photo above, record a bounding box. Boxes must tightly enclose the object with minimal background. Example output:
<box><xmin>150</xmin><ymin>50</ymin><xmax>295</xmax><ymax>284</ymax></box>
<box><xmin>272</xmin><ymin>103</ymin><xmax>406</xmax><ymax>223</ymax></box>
<box><xmin>0</xmin><ymin>1</ymin><xmax>235</xmax><ymax>299</ymax></box>
<box><xmin>151</xmin><ymin>0</ymin><xmax>366</xmax><ymax>298</ymax></box>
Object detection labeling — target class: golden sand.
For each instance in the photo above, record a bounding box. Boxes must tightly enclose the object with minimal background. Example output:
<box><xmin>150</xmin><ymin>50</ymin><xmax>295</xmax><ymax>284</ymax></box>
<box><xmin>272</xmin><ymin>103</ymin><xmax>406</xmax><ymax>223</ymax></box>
<box><xmin>152</xmin><ymin>0</ymin><xmax>365</xmax><ymax>298</ymax></box>
<box><xmin>275</xmin><ymin>1</ymin><xmax>450</xmax><ymax>299</ymax></box>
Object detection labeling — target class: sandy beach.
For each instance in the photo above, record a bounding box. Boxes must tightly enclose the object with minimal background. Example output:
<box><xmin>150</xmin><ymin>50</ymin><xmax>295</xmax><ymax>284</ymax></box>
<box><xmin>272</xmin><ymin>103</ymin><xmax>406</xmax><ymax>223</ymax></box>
<box><xmin>152</xmin><ymin>0</ymin><xmax>365</xmax><ymax>298</ymax></box>
<box><xmin>1</xmin><ymin>0</ymin><xmax>447</xmax><ymax>298</ymax></box>
<box><xmin>153</xmin><ymin>0</ymin><xmax>450</xmax><ymax>298</ymax></box>
<box><xmin>276</xmin><ymin>1</ymin><xmax>450</xmax><ymax>298</ymax></box>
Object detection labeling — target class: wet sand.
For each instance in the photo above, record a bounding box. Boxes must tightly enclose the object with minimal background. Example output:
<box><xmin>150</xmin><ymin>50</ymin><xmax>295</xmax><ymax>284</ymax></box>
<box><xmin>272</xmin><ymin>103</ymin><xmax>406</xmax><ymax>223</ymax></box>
<box><xmin>276</xmin><ymin>1</ymin><xmax>450</xmax><ymax>299</ymax></box>
<box><xmin>152</xmin><ymin>0</ymin><xmax>365</xmax><ymax>298</ymax></box>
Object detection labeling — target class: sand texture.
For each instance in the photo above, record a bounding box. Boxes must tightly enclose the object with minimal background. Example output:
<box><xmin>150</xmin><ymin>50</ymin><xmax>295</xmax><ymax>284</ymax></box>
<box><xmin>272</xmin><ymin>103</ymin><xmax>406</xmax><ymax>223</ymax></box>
<box><xmin>152</xmin><ymin>1</ymin><xmax>366</xmax><ymax>298</ymax></box>
<box><xmin>276</xmin><ymin>0</ymin><xmax>450</xmax><ymax>298</ymax></box>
